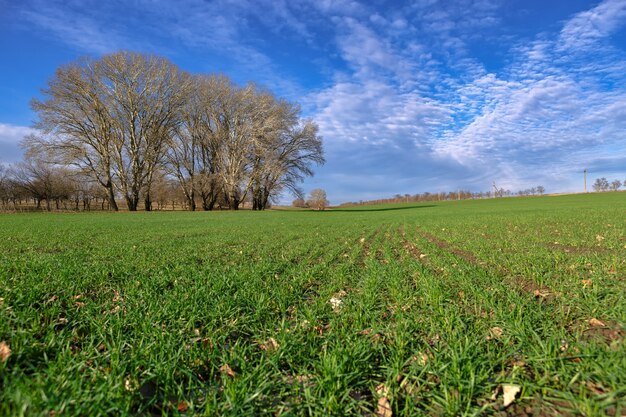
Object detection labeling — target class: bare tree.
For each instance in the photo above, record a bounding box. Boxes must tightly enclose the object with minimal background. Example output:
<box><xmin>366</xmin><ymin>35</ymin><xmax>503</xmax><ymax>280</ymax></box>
<box><xmin>99</xmin><ymin>52</ymin><xmax>191</xmax><ymax>211</ymax></box>
<box><xmin>10</xmin><ymin>158</ymin><xmax>75</xmax><ymax>211</ymax></box>
<box><xmin>249</xmin><ymin>98</ymin><xmax>324</xmax><ymax>210</ymax></box>
<box><xmin>0</xmin><ymin>165</ymin><xmax>12</xmax><ymax>209</ymax></box>
<box><xmin>165</xmin><ymin>75</ymin><xmax>225</xmax><ymax>211</ymax></box>
<box><xmin>29</xmin><ymin>57</ymin><xmax>120</xmax><ymax>210</ymax></box>
<box><xmin>610</xmin><ymin>179</ymin><xmax>621</xmax><ymax>191</ymax></box>
<box><xmin>29</xmin><ymin>52</ymin><xmax>191</xmax><ymax>211</ymax></box>
<box><xmin>307</xmin><ymin>188</ymin><xmax>329</xmax><ymax>211</ymax></box>
<box><xmin>292</xmin><ymin>197</ymin><xmax>307</xmax><ymax>208</ymax></box>
<box><xmin>536</xmin><ymin>185</ymin><xmax>545</xmax><ymax>195</ymax></box>
<box><xmin>211</xmin><ymin>82</ymin><xmax>259</xmax><ymax>210</ymax></box>
<box><xmin>593</xmin><ymin>177</ymin><xmax>609</xmax><ymax>192</ymax></box>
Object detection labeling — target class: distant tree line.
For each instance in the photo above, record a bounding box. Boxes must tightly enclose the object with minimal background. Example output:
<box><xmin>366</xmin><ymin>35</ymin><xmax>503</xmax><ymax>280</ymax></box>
<box><xmin>338</xmin><ymin>185</ymin><xmax>548</xmax><ymax>207</ymax></box>
<box><xmin>592</xmin><ymin>177</ymin><xmax>625</xmax><ymax>192</ymax></box>
<box><xmin>7</xmin><ymin>51</ymin><xmax>324</xmax><ymax>212</ymax></box>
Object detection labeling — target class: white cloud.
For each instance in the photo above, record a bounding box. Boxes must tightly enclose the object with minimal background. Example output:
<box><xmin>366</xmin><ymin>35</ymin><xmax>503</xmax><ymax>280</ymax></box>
<box><xmin>559</xmin><ymin>0</ymin><xmax>626</xmax><ymax>51</ymax></box>
<box><xmin>311</xmin><ymin>80</ymin><xmax>450</xmax><ymax>148</ymax></box>
<box><xmin>18</xmin><ymin>0</ymin><xmax>139</xmax><ymax>53</ymax></box>
<box><xmin>307</xmin><ymin>0</ymin><xmax>626</xmax><ymax>196</ymax></box>
<box><xmin>0</xmin><ymin>123</ymin><xmax>33</xmax><ymax>164</ymax></box>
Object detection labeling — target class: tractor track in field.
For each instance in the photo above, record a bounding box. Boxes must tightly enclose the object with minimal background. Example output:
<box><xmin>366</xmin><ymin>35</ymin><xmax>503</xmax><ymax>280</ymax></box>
<box><xmin>415</xmin><ymin>229</ymin><xmax>482</xmax><ymax>266</ymax></box>
<box><xmin>545</xmin><ymin>242</ymin><xmax>613</xmax><ymax>255</ymax></box>
<box><xmin>360</xmin><ymin>225</ymin><xmax>385</xmax><ymax>265</ymax></box>
<box><xmin>398</xmin><ymin>225</ymin><xmax>444</xmax><ymax>277</ymax></box>
<box><xmin>408</xmin><ymin>226</ymin><xmax>556</xmax><ymax>301</ymax></box>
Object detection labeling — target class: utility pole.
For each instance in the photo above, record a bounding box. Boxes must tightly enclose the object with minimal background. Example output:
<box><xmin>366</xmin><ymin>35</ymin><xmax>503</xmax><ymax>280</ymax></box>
<box><xmin>584</xmin><ymin>169</ymin><xmax>587</xmax><ymax>193</ymax></box>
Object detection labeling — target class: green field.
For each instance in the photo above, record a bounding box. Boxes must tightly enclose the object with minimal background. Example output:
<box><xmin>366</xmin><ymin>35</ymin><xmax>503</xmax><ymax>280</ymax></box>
<box><xmin>1</xmin><ymin>193</ymin><xmax>625</xmax><ymax>416</ymax></box>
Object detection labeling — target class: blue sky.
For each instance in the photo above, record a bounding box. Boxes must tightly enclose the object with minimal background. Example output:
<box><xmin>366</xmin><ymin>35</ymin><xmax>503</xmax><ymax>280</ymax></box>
<box><xmin>1</xmin><ymin>0</ymin><xmax>625</xmax><ymax>203</ymax></box>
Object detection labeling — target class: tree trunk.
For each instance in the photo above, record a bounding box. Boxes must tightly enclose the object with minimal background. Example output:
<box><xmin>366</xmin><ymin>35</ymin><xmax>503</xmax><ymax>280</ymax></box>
<box><xmin>144</xmin><ymin>192</ymin><xmax>152</xmax><ymax>212</ymax></box>
<box><xmin>126</xmin><ymin>196</ymin><xmax>138</xmax><ymax>211</ymax></box>
<box><xmin>201</xmin><ymin>190</ymin><xmax>217</xmax><ymax>211</ymax></box>
<box><xmin>105</xmin><ymin>181</ymin><xmax>119</xmax><ymax>211</ymax></box>
<box><xmin>187</xmin><ymin>190</ymin><xmax>195</xmax><ymax>211</ymax></box>
<box><xmin>261</xmin><ymin>191</ymin><xmax>269</xmax><ymax>210</ymax></box>
<box><xmin>229</xmin><ymin>196</ymin><xmax>239</xmax><ymax>210</ymax></box>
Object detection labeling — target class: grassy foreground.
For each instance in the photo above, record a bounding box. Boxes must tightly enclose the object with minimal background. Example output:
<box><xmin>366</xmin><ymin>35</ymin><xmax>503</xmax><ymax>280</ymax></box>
<box><xmin>0</xmin><ymin>193</ymin><xmax>625</xmax><ymax>416</ymax></box>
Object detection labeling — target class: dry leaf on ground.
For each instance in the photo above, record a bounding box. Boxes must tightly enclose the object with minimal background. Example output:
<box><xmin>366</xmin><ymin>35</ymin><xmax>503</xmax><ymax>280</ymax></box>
<box><xmin>376</xmin><ymin>396</ymin><xmax>393</xmax><ymax>417</ymax></box>
<box><xmin>177</xmin><ymin>401</ymin><xmax>189</xmax><ymax>412</ymax></box>
<box><xmin>260</xmin><ymin>337</ymin><xmax>280</xmax><ymax>351</ymax></box>
<box><xmin>533</xmin><ymin>289</ymin><xmax>551</xmax><ymax>298</ymax></box>
<box><xmin>588</xmin><ymin>318</ymin><xmax>605</xmax><ymax>327</ymax></box>
<box><xmin>376</xmin><ymin>383</ymin><xmax>389</xmax><ymax>396</ymax></box>
<box><xmin>124</xmin><ymin>377</ymin><xmax>137</xmax><ymax>391</ymax></box>
<box><xmin>219</xmin><ymin>363</ymin><xmax>236</xmax><ymax>378</ymax></box>
<box><xmin>329</xmin><ymin>297</ymin><xmax>343</xmax><ymax>310</ymax></box>
<box><xmin>585</xmin><ymin>381</ymin><xmax>606</xmax><ymax>395</ymax></box>
<box><xmin>487</xmin><ymin>327</ymin><xmax>503</xmax><ymax>340</ymax></box>
<box><xmin>502</xmin><ymin>384</ymin><xmax>521</xmax><ymax>407</ymax></box>
<box><xmin>581</xmin><ymin>279</ymin><xmax>593</xmax><ymax>288</ymax></box>
<box><xmin>112</xmin><ymin>291</ymin><xmax>124</xmax><ymax>303</ymax></box>
<box><xmin>410</xmin><ymin>352</ymin><xmax>429</xmax><ymax>366</ymax></box>
<box><xmin>0</xmin><ymin>341</ymin><xmax>11</xmax><ymax>362</ymax></box>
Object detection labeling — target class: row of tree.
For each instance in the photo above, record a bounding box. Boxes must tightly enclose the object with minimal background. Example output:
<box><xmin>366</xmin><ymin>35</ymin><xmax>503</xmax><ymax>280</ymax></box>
<box><xmin>592</xmin><ymin>177</ymin><xmax>625</xmax><ymax>192</ymax></box>
<box><xmin>23</xmin><ymin>51</ymin><xmax>324</xmax><ymax>211</ymax></box>
<box><xmin>0</xmin><ymin>161</ymin><xmax>299</xmax><ymax>212</ymax></box>
<box><xmin>337</xmin><ymin>185</ymin><xmax>548</xmax><ymax>207</ymax></box>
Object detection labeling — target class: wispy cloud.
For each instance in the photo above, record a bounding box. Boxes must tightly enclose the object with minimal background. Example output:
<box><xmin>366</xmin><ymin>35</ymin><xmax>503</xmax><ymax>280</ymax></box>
<box><xmin>304</xmin><ymin>0</ymin><xmax>626</xmax><ymax>198</ymax></box>
<box><xmin>558</xmin><ymin>0</ymin><xmax>626</xmax><ymax>51</ymax></box>
<box><xmin>17</xmin><ymin>0</ymin><xmax>138</xmax><ymax>53</ymax></box>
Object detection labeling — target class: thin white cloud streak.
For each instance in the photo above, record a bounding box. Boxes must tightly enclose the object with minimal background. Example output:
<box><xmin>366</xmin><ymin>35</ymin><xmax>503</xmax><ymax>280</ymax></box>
<box><xmin>17</xmin><ymin>0</ymin><xmax>141</xmax><ymax>53</ymax></box>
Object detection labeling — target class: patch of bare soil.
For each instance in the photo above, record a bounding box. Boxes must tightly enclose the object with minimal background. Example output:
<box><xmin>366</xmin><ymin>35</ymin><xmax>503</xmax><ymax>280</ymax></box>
<box><xmin>545</xmin><ymin>243</ymin><xmax>612</xmax><ymax>255</ymax></box>
<box><xmin>508</xmin><ymin>276</ymin><xmax>557</xmax><ymax>303</ymax></box>
<box><xmin>580</xmin><ymin>319</ymin><xmax>625</xmax><ymax>346</ymax></box>
<box><xmin>500</xmin><ymin>398</ymin><xmax>576</xmax><ymax>417</ymax></box>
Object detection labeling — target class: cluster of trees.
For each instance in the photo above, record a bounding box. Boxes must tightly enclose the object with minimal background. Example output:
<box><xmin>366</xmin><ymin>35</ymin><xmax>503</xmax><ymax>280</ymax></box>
<box><xmin>292</xmin><ymin>188</ymin><xmax>330</xmax><ymax>210</ymax></box>
<box><xmin>21</xmin><ymin>51</ymin><xmax>324</xmax><ymax>211</ymax></box>
<box><xmin>592</xmin><ymin>177</ymin><xmax>625</xmax><ymax>192</ymax></box>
